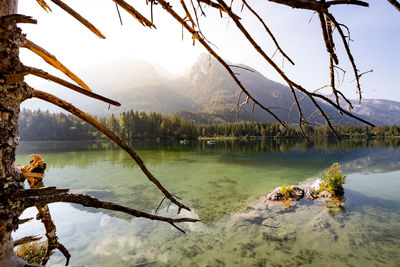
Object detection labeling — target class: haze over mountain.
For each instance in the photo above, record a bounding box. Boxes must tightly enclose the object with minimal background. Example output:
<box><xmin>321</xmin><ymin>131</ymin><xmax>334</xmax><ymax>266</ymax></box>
<box><xmin>22</xmin><ymin>54</ymin><xmax>400</xmax><ymax>125</ymax></box>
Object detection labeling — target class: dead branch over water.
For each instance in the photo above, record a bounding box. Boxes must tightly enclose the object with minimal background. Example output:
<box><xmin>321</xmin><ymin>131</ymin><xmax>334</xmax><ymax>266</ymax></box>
<box><xmin>31</xmin><ymin>89</ymin><xmax>191</xmax><ymax>213</ymax></box>
<box><xmin>23</xmin><ymin>193</ymin><xmax>199</xmax><ymax>233</ymax></box>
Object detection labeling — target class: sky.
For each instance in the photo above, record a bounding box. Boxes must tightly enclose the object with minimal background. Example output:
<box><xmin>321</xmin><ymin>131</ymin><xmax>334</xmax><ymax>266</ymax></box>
<box><xmin>18</xmin><ymin>0</ymin><xmax>400</xmax><ymax>102</ymax></box>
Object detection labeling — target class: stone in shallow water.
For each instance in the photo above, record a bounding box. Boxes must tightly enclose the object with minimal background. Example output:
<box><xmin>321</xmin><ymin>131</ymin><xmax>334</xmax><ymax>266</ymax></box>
<box><xmin>312</xmin><ymin>217</ymin><xmax>331</xmax><ymax>232</ymax></box>
<box><xmin>265</xmin><ymin>187</ymin><xmax>283</xmax><ymax>201</ymax></box>
<box><xmin>304</xmin><ymin>178</ymin><xmax>322</xmax><ymax>200</ymax></box>
<box><xmin>291</xmin><ymin>186</ymin><xmax>305</xmax><ymax>201</ymax></box>
<box><xmin>266</xmin><ymin>186</ymin><xmax>304</xmax><ymax>201</ymax></box>
<box><xmin>267</xmin><ymin>178</ymin><xmax>337</xmax><ymax>202</ymax></box>
<box><xmin>317</xmin><ymin>190</ymin><xmax>335</xmax><ymax>198</ymax></box>
<box><xmin>261</xmin><ymin>218</ymin><xmax>280</xmax><ymax>228</ymax></box>
<box><xmin>232</xmin><ymin>210</ymin><xmax>265</xmax><ymax>226</ymax></box>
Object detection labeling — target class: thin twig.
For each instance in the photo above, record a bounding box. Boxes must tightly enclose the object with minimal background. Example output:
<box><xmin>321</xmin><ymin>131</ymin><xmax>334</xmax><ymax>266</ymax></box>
<box><xmin>116</xmin><ymin>3</ymin><xmax>123</xmax><ymax>25</ymax></box>
<box><xmin>198</xmin><ymin>0</ymin><xmax>241</xmax><ymax>19</ymax></box>
<box><xmin>113</xmin><ymin>0</ymin><xmax>156</xmax><ymax>28</ymax></box>
<box><xmin>236</xmin><ymin>90</ymin><xmax>242</xmax><ymax>122</ymax></box>
<box><xmin>155</xmin><ymin>196</ymin><xmax>166</xmax><ymax>213</ymax></box>
<box><xmin>242</xmin><ymin>0</ymin><xmax>294</xmax><ymax>65</ymax></box>
<box><xmin>228</xmin><ymin>64</ymin><xmax>255</xmax><ymax>72</ymax></box>
<box><xmin>181</xmin><ymin>0</ymin><xmax>196</xmax><ymax>29</ymax></box>
<box><xmin>240</xmin><ymin>96</ymin><xmax>249</xmax><ymax>107</ymax></box>
<box><xmin>251</xmin><ymin>102</ymin><xmax>255</xmax><ymax>122</ymax></box>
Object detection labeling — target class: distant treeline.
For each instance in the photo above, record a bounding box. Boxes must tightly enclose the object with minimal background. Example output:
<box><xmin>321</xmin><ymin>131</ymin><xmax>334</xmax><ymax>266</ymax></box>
<box><xmin>18</xmin><ymin>109</ymin><xmax>400</xmax><ymax>141</ymax></box>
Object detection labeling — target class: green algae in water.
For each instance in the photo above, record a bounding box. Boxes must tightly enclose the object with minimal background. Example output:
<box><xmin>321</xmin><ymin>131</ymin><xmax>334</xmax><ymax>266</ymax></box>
<box><xmin>14</xmin><ymin>140</ymin><xmax>400</xmax><ymax>266</ymax></box>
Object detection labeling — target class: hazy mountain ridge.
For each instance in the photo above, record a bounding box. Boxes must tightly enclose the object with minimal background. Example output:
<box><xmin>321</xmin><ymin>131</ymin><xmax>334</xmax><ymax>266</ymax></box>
<box><xmin>22</xmin><ymin>55</ymin><xmax>399</xmax><ymax>125</ymax></box>
<box><xmin>176</xmin><ymin>54</ymin><xmax>362</xmax><ymax>124</ymax></box>
<box><xmin>351</xmin><ymin>99</ymin><xmax>400</xmax><ymax>126</ymax></box>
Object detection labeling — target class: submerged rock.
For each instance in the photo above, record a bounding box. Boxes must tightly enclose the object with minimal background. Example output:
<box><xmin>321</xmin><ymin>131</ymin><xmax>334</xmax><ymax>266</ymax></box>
<box><xmin>291</xmin><ymin>187</ymin><xmax>305</xmax><ymax>201</ymax></box>
<box><xmin>266</xmin><ymin>186</ymin><xmax>304</xmax><ymax>201</ymax></box>
<box><xmin>266</xmin><ymin>187</ymin><xmax>284</xmax><ymax>201</ymax></box>
<box><xmin>317</xmin><ymin>190</ymin><xmax>335</xmax><ymax>198</ymax></box>
<box><xmin>304</xmin><ymin>178</ymin><xmax>322</xmax><ymax>200</ymax></box>
<box><xmin>267</xmin><ymin>178</ymin><xmax>337</xmax><ymax>202</ymax></box>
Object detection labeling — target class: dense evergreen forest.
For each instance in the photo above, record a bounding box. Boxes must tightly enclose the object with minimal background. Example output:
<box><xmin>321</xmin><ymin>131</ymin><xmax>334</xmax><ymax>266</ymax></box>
<box><xmin>18</xmin><ymin>109</ymin><xmax>400</xmax><ymax>141</ymax></box>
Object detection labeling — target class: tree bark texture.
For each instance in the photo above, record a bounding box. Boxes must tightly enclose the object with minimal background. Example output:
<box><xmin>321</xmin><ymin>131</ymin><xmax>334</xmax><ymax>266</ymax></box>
<box><xmin>0</xmin><ymin>0</ymin><xmax>35</xmax><ymax>266</ymax></box>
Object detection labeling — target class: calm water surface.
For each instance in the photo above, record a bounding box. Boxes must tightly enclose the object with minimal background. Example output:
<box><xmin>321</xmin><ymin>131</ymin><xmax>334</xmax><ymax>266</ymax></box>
<box><xmin>13</xmin><ymin>140</ymin><xmax>400</xmax><ymax>266</ymax></box>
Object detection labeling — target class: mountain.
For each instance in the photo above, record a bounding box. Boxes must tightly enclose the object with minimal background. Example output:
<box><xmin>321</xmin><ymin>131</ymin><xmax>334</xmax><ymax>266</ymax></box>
<box><xmin>176</xmin><ymin>54</ymin><xmax>349</xmax><ymax>124</ymax></box>
<box><xmin>22</xmin><ymin>58</ymin><xmax>200</xmax><ymax>115</ymax></box>
<box><xmin>22</xmin><ymin>54</ymin><xmax>400</xmax><ymax>126</ymax></box>
<box><xmin>351</xmin><ymin>99</ymin><xmax>400</xmax><ymax>126</ymax></box>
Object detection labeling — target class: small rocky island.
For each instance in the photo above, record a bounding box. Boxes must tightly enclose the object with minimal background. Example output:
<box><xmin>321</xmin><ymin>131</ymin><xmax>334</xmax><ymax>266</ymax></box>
<box><xmin>266</xmin><ymin>163</ymin><xmax>346</xmax><ymax>202</ymax></box>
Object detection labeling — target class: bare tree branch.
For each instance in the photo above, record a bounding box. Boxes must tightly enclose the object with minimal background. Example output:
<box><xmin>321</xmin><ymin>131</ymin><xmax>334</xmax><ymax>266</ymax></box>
<box><xmin>35</xmin><ymin>0</ymin><xmax>52</xmax><ymax>12</ymax></box>
<box><xmin>325</xmin><ymin>12</ymin><xmax>362</xmax><ymax>103</ymax></box>
<box><xmin>113</xmin><ymin>0</ymin><xmax>156</xmax><ymax>28</ymax></box>
<box><xmin>0</xmin><ymin>14</ymin><xmax>37</xmax><ymax>30</ymax></box>
<box><xmin>242</xmin><ymin>0</ymin><xmax>294</xmax><ymax>65</ymax></box>
<box><xmin>311</xmin><ymin>92</ymin><xmax>374</xmax><ymax>126</ymax></box>
<box><xmin>388</xmin><ymin>0</ymin><xmax>400</xmax><ymax>11</ymax></box>
<box><xmin>240</xmin><ymin>95</ymin><xmax>249</xmax><ymax>107</ymax></box>
<box><xmin>189</xmin><ymin>0</ymin><xmax>202</xmax><ymax>32</ymax></box>
<box><xmin>115</xmin><ymin>3</ymin><xmax>123</xmax><ymax>25</ymax></box>
<box><xmin>336</xmin><ymin>90</ymin><xmax>353</xmax><ymax>110</ymax></box>
<box><xmin>12</xmin><ymin>187</ymin><xmax>69</xmax><ymax>198</ymax></box>
<box><xmin>198</xmin><ymin>0</ymin><xmax>241</xmax><ymax>19</ymax></box>
<box><xmin>236</xmin><ymin>90</ymin><xmax>242</xmax><ymax>121</ymax></box>
<box><xmin>23</xmin><ymin>193</ymin><xmax>199</xmax><ymax>233</ymax></box>
<box><xmin>213</xmin><ymin>0</ymin><xmax>373</xmax><ymax>135</ymax></box>
<box><xmin>24</xmin><ymin>66</ymin><xmax>121</xmax><ymax>106</ymax></box>
<box><xmin>251</xmin><ymin>102</ymin><xmax>255</xmax><ymax>122</ymax></box>
<box><xmin>155</xmin><ymin>196</ymin><xmax>167</xmax><ymax>213</ymax></box>
<box><xmin>17</xmin><ymin>217</ymin><xmax>34</xmax><ymax>225</ymax></box>
<box><xmin>287</xmin><ymin>84</ymin><xmax>311</xmax><ymax>143</ymax></box>
<box><xmin>181</xmin><ymin>0</ymin><xmax>196</xmax><ymax>30</ymax></box>
<box><xmin>318</xmin><ymin>11</ymin><xmax>338</xmax><ymax>65</ymax></box>
<box><xmin>49</xmin><ymin>0</ymin><xmax>106</xmax><ymax>39</ymax></box>
<box><xmin>267</xmin><ymin>0</ymin><xmax>369</xmax><ymax>11</ymax></box>
<box><xmin>20</xmin><ymin>39</ymin><xmax>92</xmax><ymax>91</ymax></box>
<box><xmin>229</xmin><ymin>64</ymin><xmax>255</xmax><ymax>72</ymax></box>
<box><xmin>31</xmin><ymin>89</ymin><xmax>191</xmax><ymax>213</ymax></box>
<box><xmin>13</xmin><ymin>236</ymin><xmax>42</xmax><ymax>247</ymax></box>
<box><xmin>216</xmin><ymin>0</ymin><xmax>343</xmax><ymax>133</ymax></box>
<box><xmin>198</xmin><ymin>0</ymin><xmax>222</xmax><ymax>10</ymax></box>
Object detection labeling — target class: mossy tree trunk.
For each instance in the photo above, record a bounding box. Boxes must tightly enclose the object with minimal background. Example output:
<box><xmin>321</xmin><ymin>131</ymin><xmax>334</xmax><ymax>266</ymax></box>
<box><xmin>0</xmin><ymin>0</ymin><xmax>35</xmax><ymax>266</ymax></box>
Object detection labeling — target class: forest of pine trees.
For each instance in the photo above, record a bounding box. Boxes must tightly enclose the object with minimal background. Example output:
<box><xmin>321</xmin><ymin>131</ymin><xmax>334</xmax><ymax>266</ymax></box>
<box><xmin>18</xmin><ymin>109</ymin><xmax>400</xmax><ymax>141</ymax></box>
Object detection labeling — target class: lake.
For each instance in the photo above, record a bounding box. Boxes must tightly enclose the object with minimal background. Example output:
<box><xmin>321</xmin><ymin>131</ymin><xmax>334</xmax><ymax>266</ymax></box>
<box><xmin>13</xmin><ymin>139</ymin><xmax>400</xmax><ymax>266</ymax></box>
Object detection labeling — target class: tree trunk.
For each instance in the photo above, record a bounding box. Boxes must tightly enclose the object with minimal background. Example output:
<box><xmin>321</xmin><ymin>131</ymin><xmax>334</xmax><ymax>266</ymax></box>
<box><xmin>0</xmin><ymin>0</ymin><xmax>36</xmax><ymax>266</ymax></box>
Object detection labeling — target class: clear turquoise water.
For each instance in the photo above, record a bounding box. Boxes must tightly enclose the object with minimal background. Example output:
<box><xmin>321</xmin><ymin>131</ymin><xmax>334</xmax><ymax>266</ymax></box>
<box><xmin>13</xmin><ymin>140</ymin><xmax>400</xmax><ymax>266</ymax></box>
